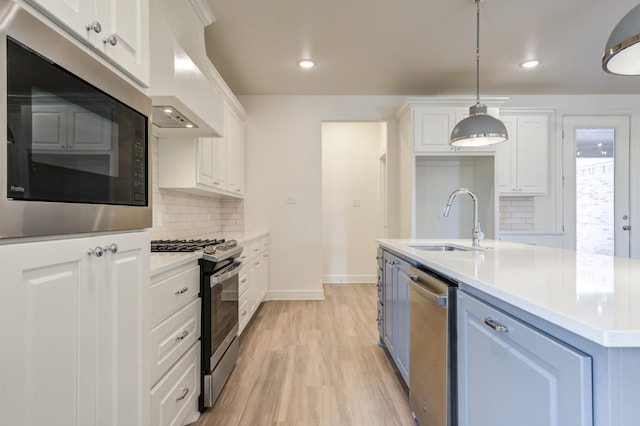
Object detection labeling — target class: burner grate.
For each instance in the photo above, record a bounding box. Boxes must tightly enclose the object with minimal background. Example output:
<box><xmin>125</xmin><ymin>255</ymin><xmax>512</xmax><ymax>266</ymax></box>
<box><xmin>150</xmin><ymin>239</ymin><xmax>226</xmax><ymax>253</ymax></box>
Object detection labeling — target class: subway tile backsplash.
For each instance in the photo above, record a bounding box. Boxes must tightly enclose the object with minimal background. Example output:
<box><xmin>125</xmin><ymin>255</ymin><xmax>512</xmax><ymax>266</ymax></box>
<box><xmin>499</xmin><ymin>196</ymin><xmax>535</xmax><ymax>232</ymax></box>
<box><xmin>150</xmin><ymin>137</ymin><xmax>244</xmax><ymax>240</ymax></box>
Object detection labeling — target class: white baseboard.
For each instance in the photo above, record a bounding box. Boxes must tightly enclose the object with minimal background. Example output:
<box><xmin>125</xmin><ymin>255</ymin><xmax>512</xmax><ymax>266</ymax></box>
<box><xmin>266</xmin><ymin>289</ymin><xmax>325</xmax><ymax>301</ymax></box>
<box><xmin>322</xmin><ymin>275</ymin><xmax>377</xmax><ymax>284</ymax></box>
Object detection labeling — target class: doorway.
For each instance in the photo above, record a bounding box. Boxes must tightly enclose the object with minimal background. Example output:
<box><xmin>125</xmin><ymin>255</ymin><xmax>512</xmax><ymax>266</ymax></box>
<box><xmin>562</xmin><ymin>116</ymin><xmax>630</xmax><ymax>257</ymax></box>
<box><xmin>321</xmin><ymin>122</ymin><xmax>387</xmax><ymax>283</ymax></box>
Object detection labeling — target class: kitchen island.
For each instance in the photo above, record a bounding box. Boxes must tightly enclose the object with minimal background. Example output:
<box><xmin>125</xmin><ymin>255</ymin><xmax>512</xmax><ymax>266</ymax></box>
<box><xmin>378</xmin><ymin>238</ymin><xmax>640</xmax><ymax>426</ymax></box>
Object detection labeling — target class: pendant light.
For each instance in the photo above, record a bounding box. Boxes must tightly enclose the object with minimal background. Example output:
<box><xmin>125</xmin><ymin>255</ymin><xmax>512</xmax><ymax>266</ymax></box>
<box><xmin>602</xmin><ymin>4</ymin><xmax>640</xmax><ymax>75</ymax></box>
<box><xmin>450</xmin><ymin>0</ymin><xmax>508</xmax><ymax>147</ymax></box>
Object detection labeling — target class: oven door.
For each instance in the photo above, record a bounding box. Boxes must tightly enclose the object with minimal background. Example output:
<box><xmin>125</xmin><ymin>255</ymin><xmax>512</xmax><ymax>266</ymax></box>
<box><xmin>208</xmin><ymin>261</ymin><xmax>240</xmax><ymax>370</ymax></box>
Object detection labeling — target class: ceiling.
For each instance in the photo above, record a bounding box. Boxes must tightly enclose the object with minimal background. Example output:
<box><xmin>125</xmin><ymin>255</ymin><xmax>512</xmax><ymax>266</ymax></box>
<box><xmin>203</xmin><ymin>0</ymin><xmax>640</xmax><ymax>96</ymax></box>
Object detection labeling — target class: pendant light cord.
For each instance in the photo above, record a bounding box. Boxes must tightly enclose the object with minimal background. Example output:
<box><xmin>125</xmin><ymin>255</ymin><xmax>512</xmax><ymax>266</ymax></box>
<box><xmin>475</xmin><ymin>0</ymin><xmax>481</xmax><ymax>107</ymax></box>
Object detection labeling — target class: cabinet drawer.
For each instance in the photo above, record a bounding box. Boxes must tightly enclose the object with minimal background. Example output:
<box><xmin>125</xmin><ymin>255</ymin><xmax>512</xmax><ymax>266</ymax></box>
<box><xmin>151</xmin><ymin>342</ymin><xmax>200</xmax><ymax>426</ymax></box>
<box><xmin>248</xmin><ymin>241</ymin><xmax>261</xmax><ymax>260</ymax></box>
<box><xmin>239</xmin><ymin>298</ymin><xmax>250</xmax><ymax>332</ymax></box>
<box><xmin>239</xmin><ymin>270</ymin><xmax>249</xmax><ymax>297</ymax></box>
<box><xmin>150</xmin><ymin>298</ymin><xmax>200</xmax><ymax>386</ymax></box>
<box><xmin>151</xmin><ymin>264</ymin><xmax>199</xmax><ymax>326</ymax></box>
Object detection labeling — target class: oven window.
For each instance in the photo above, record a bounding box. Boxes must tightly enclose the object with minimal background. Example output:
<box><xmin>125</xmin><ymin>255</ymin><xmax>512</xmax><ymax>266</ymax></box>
<box><xmin>6</xmin><ymin>37</ymin><xmax>148</xmax><ymax>206</ymax></box>
<box><xmin>210</xmin><ymin>274</ymin><xmax>239</xmax><ymax>355</ymax></box>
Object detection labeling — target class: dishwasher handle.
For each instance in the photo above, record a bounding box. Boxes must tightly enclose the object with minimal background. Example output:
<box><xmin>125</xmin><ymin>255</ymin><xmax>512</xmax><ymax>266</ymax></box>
<box><xmin>407</xmin><ymin>275</ymin><xmax>448</xmax><ymax>307</ymax></box>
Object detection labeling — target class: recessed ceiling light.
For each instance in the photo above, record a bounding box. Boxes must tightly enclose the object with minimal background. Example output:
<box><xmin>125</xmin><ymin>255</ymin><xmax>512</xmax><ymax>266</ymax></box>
<box><xmin>186</xmin><ymin>124</ymin><xmax>194</xmax><ymax>128</ymax></box>
<box><xmin>520</xmin><ymin>59</ymin><xmax>541</xmax><ymax>69</ymax></box>
<box><xmin>163</xmin><ymin>108</ymin><xmax>173</xmax><ymax>114</ymax></box>
<box><xmin>297</xmin><ymin>59</ymin><xmax>316</xmax><ymax>69</ymax></box>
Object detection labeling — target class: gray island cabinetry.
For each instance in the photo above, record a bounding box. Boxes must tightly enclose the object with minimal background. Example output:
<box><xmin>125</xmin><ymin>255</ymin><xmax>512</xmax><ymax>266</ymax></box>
<box><xmin>378</xmin><ymin>238</ymin><xmax>640</xmax><ymax>426</ymax></box>
<box><xmin>381</xmin><ymin>250</ymin><xmax>411</xmax><ymax>386</ymax></box>
<box><xmin>457</xmin><ymin>291</ymin><xmax>592</xmax><ymax>426</ymax></box>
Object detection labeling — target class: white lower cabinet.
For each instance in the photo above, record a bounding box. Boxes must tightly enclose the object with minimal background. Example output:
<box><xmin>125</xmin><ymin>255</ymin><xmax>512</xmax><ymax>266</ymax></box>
<box><xmin>0</xmin><ymin>231</ymin><xmax>150</xmax><ymax>426</ymax></box>
<box><xmin>150</xmin><ymin>342</ymin><xmax>200</xmax><ymax>426</ymax></box>
<box><xmin>457</xmin><ymin>291</ymin><xmax>593</xmax><ymax>426</ymax></box>
<box><xmin>150</xmin><ymin>260</ymin><xmax>201</xmax><ymax>426</ymax></box>
<box><xmin>238</xmin><ymin>236</ymin><xmax>269</xmax><ymax>335</ymax></box>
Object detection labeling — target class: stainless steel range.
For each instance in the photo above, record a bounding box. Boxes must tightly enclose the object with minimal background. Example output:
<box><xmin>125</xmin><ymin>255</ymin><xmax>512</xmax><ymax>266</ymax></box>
<box><xmin>151</xmin><ymin>239</ymin><xmax>243</xmax><ymax>411</ymax></box>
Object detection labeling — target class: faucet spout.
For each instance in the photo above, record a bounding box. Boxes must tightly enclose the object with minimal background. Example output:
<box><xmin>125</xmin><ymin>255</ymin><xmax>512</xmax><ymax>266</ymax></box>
<box><xmin>442</xmin><ymin>188</ymin><xmax>484</xmax><ymax>248</ymax></box>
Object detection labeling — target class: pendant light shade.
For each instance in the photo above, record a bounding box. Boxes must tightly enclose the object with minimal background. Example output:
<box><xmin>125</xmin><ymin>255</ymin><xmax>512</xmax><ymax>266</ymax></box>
<box><xmin>602</xmin><ymin>4</ymin><xmax>640</xmax><ymax>75</ymax></box>
<box><xmin>449</xmin><ymin>0</ymin><xmax>507</xmax><ymax>147</ymax></box>
<box><xmin>450</xmin><ymin>105</ymin><xmax>509</xmax><ymax>147</ymax></box>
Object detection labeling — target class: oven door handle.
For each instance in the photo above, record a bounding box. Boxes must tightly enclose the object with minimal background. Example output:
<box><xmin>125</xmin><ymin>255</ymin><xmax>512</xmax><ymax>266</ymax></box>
<box><xmin>210</xmin><ymin>262</ymin><xmax>241</xmax><ymax>286</ymax></box>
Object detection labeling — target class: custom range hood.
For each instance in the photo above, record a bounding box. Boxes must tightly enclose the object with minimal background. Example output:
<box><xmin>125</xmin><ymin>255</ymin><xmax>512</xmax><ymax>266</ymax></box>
<box><xmin>149</xmin><ymin>6</ymin><xmax>224</xmax><ymax>137</ymax></box>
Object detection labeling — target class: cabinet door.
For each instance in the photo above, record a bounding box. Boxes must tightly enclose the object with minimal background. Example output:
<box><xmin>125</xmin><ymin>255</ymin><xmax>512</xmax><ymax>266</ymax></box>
<box><xmin>226</xmin><ymin>109</ymin><xmax>245</xmax><ymax>196</ymax></box>
<box><xmin>413</xmin><ymin>107</ymin><xmax>457</xmax><ymax>152</ymax></box>
<box><xmin>382</xmin><ymin>253</ymin><xmax>395</xmax><ymax>352</ymax></box>
<box><xmin>457</xmin><ymin>291</ymin><xmax>592</xmax><ymax>426</ymax></box>
<box><xmin>96</xmin><ymin>0</ymin><xmax>150</xmax><ymax>85</ymax></box>
<box><xmin>0</xmin><ymin>236</ymin><xmax>94</xmax><ymax>426</ymax></box>
<box><xmin>516</xmin><ymin>115</ymin><xmax>548</xmax><ymax>194</ymax></box>
<box><xmin>212</xmin><ymin>136</ymin><xmax>228</xmax><ymax>191</ymax></box>
<box><xmin>97</xmin><ymin>231</ymin><xmax>149</xmax><ymax>426</ymax></box>
<box><xmin>27</xmin><ymin>0</ymin><xmax>96</xmax><ymax>42</ymax></box>
<box><xmin>394</xmin><ymin>264</ymin><xmax>410</xmax><ymax>385</ymax></box>
<box><xmin>495</xmin><ymin>116</ymin><xmax>517</xmax><ymax>193</ymax></box>
<box><xmin>197</xmin><ymin>137</ymin><xmax>215</xmax><ymax>187</ymax></box>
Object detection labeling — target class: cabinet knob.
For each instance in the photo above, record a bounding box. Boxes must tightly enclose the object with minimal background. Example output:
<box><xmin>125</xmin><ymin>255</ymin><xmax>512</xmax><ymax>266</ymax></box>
<box><xmin>85</xmin><ymin>21</ymin><xmax>102</xmax><ymax>33</ymax></box>
<box><xmin>174</xmin><ymin>287</ymin><xmax>189</xmax><ymax>295</ymax></box>
<box><xmin>87</xmin><ymin>246</ymin><xmax>104</xmax><ymax>257</ymax></box>
<box><xmin>103</xmin><ymin>34</ymin><xmax>118</xmax><ymax>46</ymax></box>
<box><xmin>623</xmin><ymin>225</ymin><xmax>631</xmax><ymax>231</ymax></box>
<box><xmin>175</xmin><ymin>387</ymin><xmax>189</xmax><ymax>402</ymax></box>
<box><xmin>104</xmin><ymin>243</ymin><xmax>118</xmax><ymax>254</ymax></box>
<box><xmin>242</xmin><ymin>310</ymin><xmax>248</xmax><ymax>316</ymax></box>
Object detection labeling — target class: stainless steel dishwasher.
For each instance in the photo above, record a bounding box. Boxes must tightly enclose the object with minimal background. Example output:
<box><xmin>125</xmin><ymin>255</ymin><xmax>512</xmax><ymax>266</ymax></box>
<box><xmin>407</xmin><ymin>265</ymin><xmax>458</xmax><ymax>426</ymax></box>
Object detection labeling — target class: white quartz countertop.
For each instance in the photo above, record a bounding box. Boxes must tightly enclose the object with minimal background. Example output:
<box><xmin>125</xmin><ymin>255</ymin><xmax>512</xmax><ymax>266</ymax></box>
<box><xmin>378</xmin><ymin>238</ymin><xmax>640</xmax><ymax>347</ymax></box>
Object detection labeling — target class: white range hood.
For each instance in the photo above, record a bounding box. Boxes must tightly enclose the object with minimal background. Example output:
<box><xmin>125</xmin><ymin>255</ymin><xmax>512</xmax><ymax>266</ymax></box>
<box><xmin>149</xmin><ymin>9</ymin><xmax>224</xmax><ymax>137</ymax></box>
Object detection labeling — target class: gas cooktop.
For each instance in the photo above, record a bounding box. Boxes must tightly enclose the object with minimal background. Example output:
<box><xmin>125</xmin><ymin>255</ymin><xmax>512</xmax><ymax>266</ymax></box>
<box><xmin>150</xmin><ymin>238</ymin><xmax>243</xmax><ymax>263</ymax></box>
<box><xmin>150</xmin><ymin>239</ymin><xmax>226</xmax><ymax>253</ymax></box>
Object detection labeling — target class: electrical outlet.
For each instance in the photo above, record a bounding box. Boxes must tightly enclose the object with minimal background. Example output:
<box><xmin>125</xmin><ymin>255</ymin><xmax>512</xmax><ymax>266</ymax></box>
<box><xmin>286</xmin><ymin>195</ymin><xmax>297</xmax><ymax>205</ymax></box>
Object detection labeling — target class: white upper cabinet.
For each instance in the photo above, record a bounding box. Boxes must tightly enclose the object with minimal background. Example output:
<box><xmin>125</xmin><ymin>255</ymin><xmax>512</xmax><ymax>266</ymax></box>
<box><xmin>411</xmin><ymin>105</ymin><xmax>500</xmax><ymax>153</ymax></box>
<box><xmin>226</xmin><ymin>107</ymin><xmax>245</xmax><ymax>196</ymax></box>
<box><xmin>496</xmin><ymin>114</ymin><xmax>549</xmax><ymax>195</ymax></box>
<box><xmin>25</xmin><ymin>0</ymin><xmax>150</xmax><ymax>86</ymax></box>
<box><xmin>413</xmin><ymin>107</ymin><xmax>457</xmax><ymax>152</ymax></box>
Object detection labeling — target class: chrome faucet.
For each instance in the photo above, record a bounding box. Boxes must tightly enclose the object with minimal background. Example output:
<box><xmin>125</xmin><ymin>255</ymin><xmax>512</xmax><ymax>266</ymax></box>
<box><xmin>442</xmin><ymin>188</ymin><xmax>484</xmax><ymax>248</ymax></box>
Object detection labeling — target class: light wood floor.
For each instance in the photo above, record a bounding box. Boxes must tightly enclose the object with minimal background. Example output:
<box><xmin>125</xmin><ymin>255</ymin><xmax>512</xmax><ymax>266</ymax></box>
<box><xmin>192</xmin><ymin>283</ymin><xmax>414</xmax><ymax>426</ymax></box>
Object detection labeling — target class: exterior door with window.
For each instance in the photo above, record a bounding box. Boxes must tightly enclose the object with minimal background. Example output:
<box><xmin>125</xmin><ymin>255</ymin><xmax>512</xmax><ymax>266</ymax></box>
<box><xmin>562</xmin><ymin>116</ymin><xmax>630</xmax><ymax>257</ymax></box>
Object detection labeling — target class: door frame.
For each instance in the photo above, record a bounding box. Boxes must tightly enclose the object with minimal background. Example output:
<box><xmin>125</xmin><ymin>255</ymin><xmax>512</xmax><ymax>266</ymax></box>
<box><xmin>562</xmin><ymin>115</ymin><xmax>630</xmax><ymax>256</ymax></box>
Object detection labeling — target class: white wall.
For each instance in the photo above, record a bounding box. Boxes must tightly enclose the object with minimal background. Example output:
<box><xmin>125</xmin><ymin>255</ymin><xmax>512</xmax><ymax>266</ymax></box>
<box><xmin>240</xmin><ymin>96</ymin><xmax>403</xmax><ymax>300</ymax></box>
<box><xmin>321</xmin><ymin>122</ymin><xmax>384</xmax><ymax>283</ymax></box>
